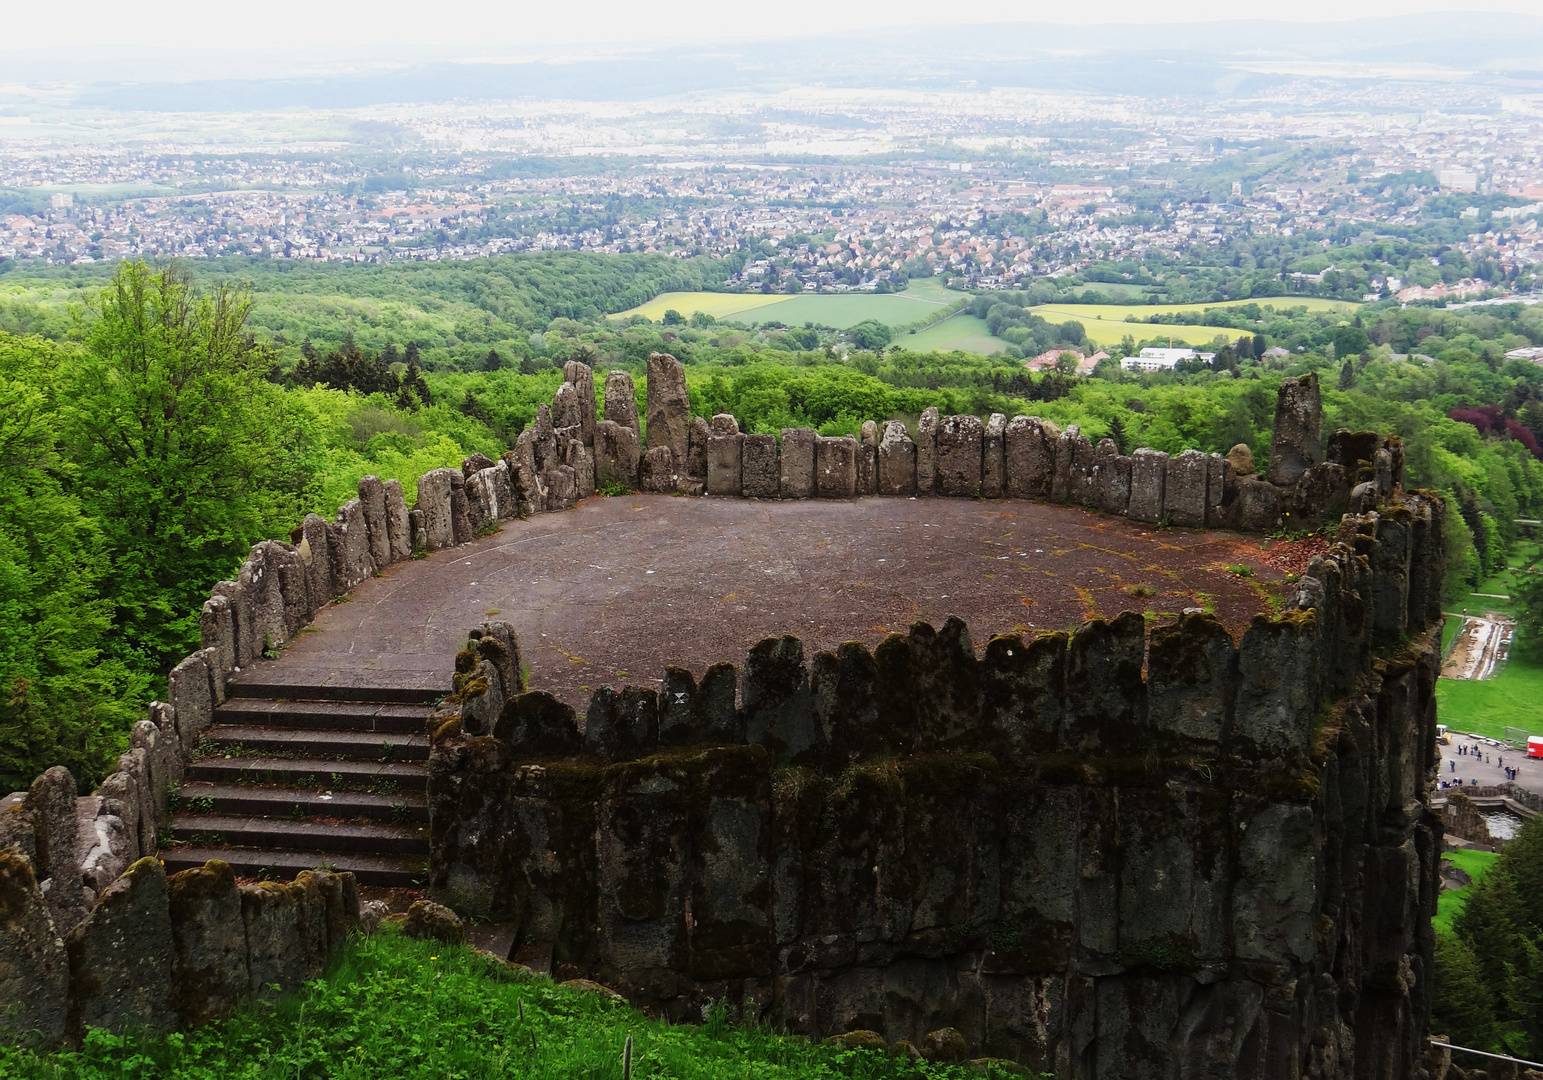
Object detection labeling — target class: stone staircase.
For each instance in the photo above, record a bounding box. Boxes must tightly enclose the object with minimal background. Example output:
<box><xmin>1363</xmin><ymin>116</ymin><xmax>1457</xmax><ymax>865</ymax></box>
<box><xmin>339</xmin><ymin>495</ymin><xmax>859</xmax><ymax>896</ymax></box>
<box><xmin>162</xmin><ymin>681</ymin><xmax>437</xmax><ymax>887</ymax></box>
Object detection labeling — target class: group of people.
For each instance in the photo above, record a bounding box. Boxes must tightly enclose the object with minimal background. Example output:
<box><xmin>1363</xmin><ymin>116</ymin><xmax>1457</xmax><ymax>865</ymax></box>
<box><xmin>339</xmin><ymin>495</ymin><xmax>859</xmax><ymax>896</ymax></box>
<box><xmin>1444</xmin><ymin>740</ymin><xmax>1527</xmax><ymax>789</ymax></box>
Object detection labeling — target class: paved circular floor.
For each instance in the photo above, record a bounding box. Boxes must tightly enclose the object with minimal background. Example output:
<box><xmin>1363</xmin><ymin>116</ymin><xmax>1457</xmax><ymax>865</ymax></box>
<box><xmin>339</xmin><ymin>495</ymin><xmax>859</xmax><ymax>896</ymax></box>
<box><xmin>238</xmin><ymin>494</ymin><xmax>1291</xmax><ymax>706</ymax></box>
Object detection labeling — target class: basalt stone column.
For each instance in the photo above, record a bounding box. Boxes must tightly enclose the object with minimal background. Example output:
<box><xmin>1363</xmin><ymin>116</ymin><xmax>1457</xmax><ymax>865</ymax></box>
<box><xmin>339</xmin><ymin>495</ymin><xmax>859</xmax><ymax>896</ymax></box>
<box><xmin>567</xmin><ymin>440</ymin><xmax>597</xmax><ymax>500</ymax></box>
<box><xmin>199</xmin><ymin>594</ymin><xmax>236</xmax><ymax>678</ymax></box>
<box><xmin>780</xmin><ymin>428</ymin><xmax>817</xmax><ymax>499</ymax></box>
<box><xmin>168</xmin><ymin>651</ymin><xmax>215</xmax><ymax>749</ymax></box>
<box><xmin>596</xmin><ymin>756</ymin><xmax>691</xmax><ymax>992</ymax></box>
<box><xmin>25</xmin><ymin>766</ymin><xmax>84</xmax><ymax>934</ymax></box>
<box><xmin>330</xmin><ymin>499</ymin><xmax>376</xmax><ymax>592</ymax></box>
<box><xmin>809</xmin><ymin>641</ymin><xmax>880</xmax><ymax>767</ymax></box>
<box><xmin>936</xmin><ymin>414</ymin><xmax>984</xmax><ymax>497</ymax></box>
<box><xmin>1050</xmin><ymin>426</ymin><xmax>1077</xmax><ymax>503</ymax></box>
<box><xmin>1238</xmin><ymin>478</ymin><xmax>1283</xmax><ymax>533</ymax></box>
<box><xmin>210</xmin><ymin>579</ymin><xmax>255</xmax><ymax>668</ymax></box>
<box><xmin>1165</xmin><ymin>449</ymin><xmax>1210</xmax><ymax>528</ymax></box>
<box><xmin>0</xmin><ymin>849</ymin><xmax>69</xmax><ymax>1044</ymax></box>
<box><xmin>294</xmin><ymin>513</ymin><xmax>335</xmax><ymax>608</ymax></box>
<box><xmin>682</xmin><ymin>415</ymin><xmax>710</xmax><ymax>494</ymax></box>
<box><xmin>415</xmin><ymin>468</ymin><xmax>458</xmax><ymax>551</ymax></box>
<box><xmin>263</xmin><ymin>541</ymin><xmax>313</xmax><ymax>635</ymax></box>
<box><xmin>1092</xmin><ymin>438</ymin><xmax>1131</xmax><ymax>515</ymax></box>
<box><xmin>1005</xmin><ymin>415</ymin><xmax>1055</xmax><ymax>499</ymax></box>
<box><xmin>641</xmin><ymin>446</ymin><xmax>678</xmax><ymax>493</ymax></box>
<box><xmin>707</xmin><ymin>414</ymin><xmax>743</xmax><ymax>496</ymax></box>
<box><xmin>982</xmin><ymin>413</ymin><xmax>1007</xmax><ymax>498</ymax></box>
<box><xmin>167</xmin><ymin>860</ymin><xmax>250</xmax><ymax>1026</ymax></box>
<box><xmin>741</xmin><ymin>635</ymin><xmax>818</xmax><ymax>764</ymax></box>
<box><xmin>583</xmin><ymin>687</ymin><xmax>660</xmax><ymax>762</ymax></box>
<box><xmin>552</xmin><ymin>381</ymin><xmax>582</xmax><ymax>431</ymax></box>
<box><xmin>604</xmin><ymin>370</ymin><xmax>641</xmax><ymax>438</ymax></box>
<box><xmin>595</xmin><ymin>420</ymin><xmax>641</xmax><ymax>491</ymax></box>
<box><xmin>910</xmin><ymin>616</ymin><xmax>983</xmax><ymax>750</ymax></box>
<box><xmin>462</xmin><ymin>452</ymin><xmax>496</xmax><ymax>479</ymax></box>
<box><xmin>916</xmin><ymin>407</ymin><xmax>940</xmax><ymax>495</ymax></box>
<box><xmin>877</xmin><ymin>421</ymin><xmax>917</xmax><ymax>496</ymax></box>
<box><xmin>241</xmin><ymin>880</ymin><xmax>308</xmax><ymax>999</ymax></box>
<box><xmin>742</xmin><ymin>434</ymin><xmax>781</xmax><ymax>498</ymax></box>
<box><xmin>65</xmin><ymin>857</ymin><xmax>176</xmax><ymax>1038</ymax></box>
<box><xmin>1289</xmin><ymin>461</ymin><xmax>1349</xmax><ymax>529</ymax></box>
<box><xmin>1126</xmin><ymin>448</ymin><xmax>1167</xmax><ymax>523</ymax></box>
<box><xmin>1372</xmin><ymin>509</ymin><xmax>1413</xmax><ymax>644</ymax></box>
<box><xmin>1205</xmin><ymin>454</ymin><xmax>1237</xmax><ymax>529</ymax></box>
<box><xmin>563</xmin><ymin>360</ymin><xmax>598</xmax><ymax>447</ymax></box>
<box><xmin>858</xmin><ymin>420</ymin><xmax>879</xmax><ymax>496</ymax></box>
<box><xmin>1267</xmin><ymin>372</ymin><xmax>1323</xmax><ymax>485</ymax></box>
<box><xmin>1063</xmin><ymin>612</ymin><xmax>1147</xmax><ymax>751</ymax></box>
<box><xmin>659</xmin><ymin>662</ymin><xmax>741</xmax><ymax>746</ymax></box>
<box><xmin>980</xmin><ymin>630</ymin><xmax>1067</xmax><ymax>761</ymax></box>
<box><xmin>357</xmin><ymin>475</ymin><xmax>393</xmax><ymax>569</ymax></box>
<box><xmin>645</xmin><ymin>353</ymin><xmax>692</xmax><ymax>467</ymax></box>
<box><xmin>238</xmin><ymin>543</ymin><xmax>287</xmax><ymax>651</ymax></box>
<box><xmin>685</xmin><ymin>747</ymin><xmax>773</xmax><ymax>985</ymax></box>
<box><xmin>449</xmin><ymin>470</ymin><xmax>474</xmax><ymax>543</ymax></box>
<box><xmin>816</xmin><ymin>436</ymin><xmax>858</xmax><ymax>498</ymax></box>
<box><xmin>382</xmin><ymin>479</ymin><xmax>413</xmax><ymax>558</ymax></box>
<box><xmin>1146</xmin><ymin>612</ymin><xmax>1236</xmax><ymax>743</ymax></box>
<box><xmin>1233</xmin><ymin>611</ymin><xmax>1319</xmax><ymax>766</ymax></box>
<box><xmin>1069</xmin><ymin>429</ymin><xmax>1099</xmax><ymax>506</ymax></box>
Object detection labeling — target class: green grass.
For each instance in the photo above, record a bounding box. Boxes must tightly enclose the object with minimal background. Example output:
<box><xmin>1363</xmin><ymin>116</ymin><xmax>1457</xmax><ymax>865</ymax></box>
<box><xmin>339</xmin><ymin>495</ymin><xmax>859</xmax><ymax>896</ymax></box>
<box><xmin>1435</xmin><ymin>848</ymin><xmax>1500</xmax><ymax>934</ymax></box>
<box><xmin>615</xmin><ymin>279</ymin><xmax>960</xmax><ymax>329</ymax></box>
<box><xmin>1442</xmin><ymin>614</ymin><xmax>1463</xmax><ymax>657</ymax></box>
<box><xmin>0</xmin><ymin>929</ymin><xmax>1037</xmax><ymax>1079</ymax></box>
<box><xmin>1437</xmin><ymin>648</ymin><xmax>1543</xmax><ymax>741</ymax></box>
<box><xmin>900</xmin><ymin>314</ymin><xmax>1005</xmax><ymax>355</ymax></box>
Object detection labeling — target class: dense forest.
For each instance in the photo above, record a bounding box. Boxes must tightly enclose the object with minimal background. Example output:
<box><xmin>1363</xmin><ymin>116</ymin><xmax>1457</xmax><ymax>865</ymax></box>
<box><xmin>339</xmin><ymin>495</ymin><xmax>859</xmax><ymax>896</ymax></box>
<box><xmin>6</xmin><ymin>255</ymin><xmax>1543</xmax><ymax>796</ymax></box>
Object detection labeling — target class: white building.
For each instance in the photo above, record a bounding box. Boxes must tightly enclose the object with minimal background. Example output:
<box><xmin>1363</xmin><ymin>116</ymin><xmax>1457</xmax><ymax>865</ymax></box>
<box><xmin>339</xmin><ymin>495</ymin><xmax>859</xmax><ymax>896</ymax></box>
<box><xmin>1121</xmin><ymin>346</ymin><xmax>1215</xmax><ymax>372</ymax></box>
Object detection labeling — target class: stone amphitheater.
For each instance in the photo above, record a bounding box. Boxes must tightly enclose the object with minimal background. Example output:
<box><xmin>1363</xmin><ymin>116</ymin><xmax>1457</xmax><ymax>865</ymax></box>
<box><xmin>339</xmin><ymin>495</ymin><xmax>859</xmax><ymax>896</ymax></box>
<box><xmin>1</xmin><ymin>355</ymin><xmax>1446</xmax><ymax>1079</ymax></box>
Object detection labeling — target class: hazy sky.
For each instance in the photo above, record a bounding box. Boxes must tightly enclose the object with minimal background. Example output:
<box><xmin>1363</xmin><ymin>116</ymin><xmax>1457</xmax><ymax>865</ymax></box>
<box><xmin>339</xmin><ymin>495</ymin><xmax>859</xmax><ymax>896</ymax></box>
<box><xmin>6</xmin><ymin>0</ymin><xmax>1539</xmax><ymax>51</ymax></box>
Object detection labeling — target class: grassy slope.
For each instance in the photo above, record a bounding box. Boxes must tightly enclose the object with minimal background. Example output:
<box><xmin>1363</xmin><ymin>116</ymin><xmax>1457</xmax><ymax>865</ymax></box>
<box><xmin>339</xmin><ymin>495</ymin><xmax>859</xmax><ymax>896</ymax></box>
<box><xmin>1</xmin><ymin>929</ymin><xmax>1036</xmax><ymax>1080</ymax></box>
<box><xmin>1435</xmin><ymin>849</ymin><xmax>1500</xmax><ymax>935</ymax></box>
<box><xmin>901</xmin><ymin>314</ymin><xmax>1005</xmax><ymax>354</ymax></box>
<box><xmin>1437</xmin><ymin>544</ymin><xmax>1540</xmax><ymax>740</ymax></box>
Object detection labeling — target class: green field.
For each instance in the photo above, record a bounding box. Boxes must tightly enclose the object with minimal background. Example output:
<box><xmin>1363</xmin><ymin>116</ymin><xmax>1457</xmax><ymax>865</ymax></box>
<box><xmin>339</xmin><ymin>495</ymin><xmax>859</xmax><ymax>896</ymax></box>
<box><xmin>1028</xmin><ymin>309</ymin><xmax>1242</xmax><ymax>348</ymax></box>
<box><xmin>0</xmin><ymin>927</ymin><xmax>1026</xmax><ymax>1080</ymax></box>
<box><xmin>900</xmin><ymin>313</ymin><xmax>1006</xmax><ymax>354</ymax></box>
<box><xmin>613</xmin><ymin>278</ymin><xmax>959</xmax><ymax>329</ymax></box>
<box><xmin>1437</xmin><ymin>652</ymin><xmax>1543</xmax><ymax>742</ymax></box>
<box><xmin>1027</xmin><ymin>297</ymin><xmax>1358</xmax><ymax>349</ymax></box>
<box><xmin>1435</xmin><ymin>848</ymin><xmax>1500</xmax><ymax>934</ymax></box>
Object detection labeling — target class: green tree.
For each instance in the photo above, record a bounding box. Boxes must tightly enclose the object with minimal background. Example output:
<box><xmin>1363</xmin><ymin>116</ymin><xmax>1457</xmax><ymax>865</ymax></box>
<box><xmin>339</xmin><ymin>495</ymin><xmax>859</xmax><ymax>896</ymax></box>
<box><xmin>0</xmin><ymin>333</ymin><xmax>146</xmax><ymax>792</ymax></box>
<box><xmin>57</xmin><ymin>261</ymin><xmax>309</xmax><ymax>676</ymax></box>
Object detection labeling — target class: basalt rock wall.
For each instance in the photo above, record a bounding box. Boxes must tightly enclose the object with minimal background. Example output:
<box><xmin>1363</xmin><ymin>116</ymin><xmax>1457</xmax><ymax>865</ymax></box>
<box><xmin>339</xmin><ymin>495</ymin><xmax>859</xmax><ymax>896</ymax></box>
<box><xmin>428</xmin><ymin>490</ymin><xmax>1446</xmax><ymax>1079</ymax></box>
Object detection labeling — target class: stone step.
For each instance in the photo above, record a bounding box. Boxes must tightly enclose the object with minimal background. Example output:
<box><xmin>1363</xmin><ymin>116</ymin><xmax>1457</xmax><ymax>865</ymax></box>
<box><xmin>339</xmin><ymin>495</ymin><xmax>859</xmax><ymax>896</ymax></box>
<box><xmin>184</xmin><ymin>756</ymin><xmax>426</xmax><ymax>792</ymax></box>
<box><xmin>168</xmin><ymin>814</ymin><xmax>429</xmax><ymax>855</ymax></box>
<box><xmin>212</xmin><ymin>698</ymin><xmax>432</xmax><ymax>735</ymax></box>
<box><xmin>198</xmin><ymin>725</ymin><xmax>430</xmax><ymax>762</ymax></box>
<box><xmin>224</xmin><ymin>678</ymin><xmax>443</xmax><ymax>705</ymax></box>
<box><xmin>173</xmin><ymin>782</ymin><xmax>428</xmax><ymax>823</ymax></box>
<box><xmin>161</xmin><ymin>846</ymin><xmax>424</xmax><ymax>888</ymax></box>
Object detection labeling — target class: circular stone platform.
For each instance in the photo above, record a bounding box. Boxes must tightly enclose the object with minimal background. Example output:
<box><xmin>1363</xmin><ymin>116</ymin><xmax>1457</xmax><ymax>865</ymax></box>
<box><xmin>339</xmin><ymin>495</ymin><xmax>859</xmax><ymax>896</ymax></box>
<box><xmin>235</xmin><ymin>494</ymin><xmax>1291</xmax><ymax>705</ymax></box>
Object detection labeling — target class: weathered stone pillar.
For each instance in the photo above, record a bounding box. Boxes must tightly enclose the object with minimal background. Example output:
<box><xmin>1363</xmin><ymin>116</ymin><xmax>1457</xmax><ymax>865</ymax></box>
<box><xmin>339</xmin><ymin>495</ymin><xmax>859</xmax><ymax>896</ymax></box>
<box><xmin>1267</xmin><ymin>372</ymin><xmax>1322</xmax><ymax>485</ymax></box>
<box><xmin>645</xmin><ymin>353</ymin><xmax>691</xmax><ymax>466</ymax></box>
<box><xmin>707</xmin><ymin>414</ymin><xmax>743</xmax><ymax>496</ymax></box>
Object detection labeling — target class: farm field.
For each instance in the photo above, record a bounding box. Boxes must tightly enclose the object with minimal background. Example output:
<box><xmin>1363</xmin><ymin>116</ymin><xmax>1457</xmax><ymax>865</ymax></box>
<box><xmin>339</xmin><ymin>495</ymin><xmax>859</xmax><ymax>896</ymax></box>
<box><xmin>899</xmin><ymin>313</ymin><xmax>1005</xmax><ymax>354</ymax></box>
<box><xmin>1028</xmin><ymin>297</ymin><xmax>1358</xmax><ymax>346</ymax></box>
<box><xmin>613</xmin><ymin>277</ymin><xmax>959</xmax><ymax>328</ymax></box>
<box><xmin>1044</xmin><ymin>297</ymin><xmax>1357</xmax><ymax>319</ymax></box>
<box><xmin>1029</xmin><ymin>308</ymin><xmax>1243</xmax><ymax>348</ymax></box>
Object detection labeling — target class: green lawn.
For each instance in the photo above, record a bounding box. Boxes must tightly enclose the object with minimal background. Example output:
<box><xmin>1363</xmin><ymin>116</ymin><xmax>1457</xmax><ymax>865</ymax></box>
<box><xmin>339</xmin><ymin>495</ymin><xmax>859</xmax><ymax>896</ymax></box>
<box><xmin>1435</xmin><ymin>848</ymin><xmax>1500</xmax><ymax>935</ymax></box>
<box><xmin>0</xmin><ymin>928</ymin><xmax>1034</xmax><ymax>1079</ymax></box>
<box><xmin>614</xmin><ymin>279</ymin><xmax>960</xmax><ymax>330</ymax></box>
<box><xmin>1437</xmin><ymin>648</ymin><xmax>1543</xmax><ymax>741</ymax></box>
<box><xmin>901</xmin><ymin>314</ymin><xmax>1006</xmax><ymax>355</ymax></box>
